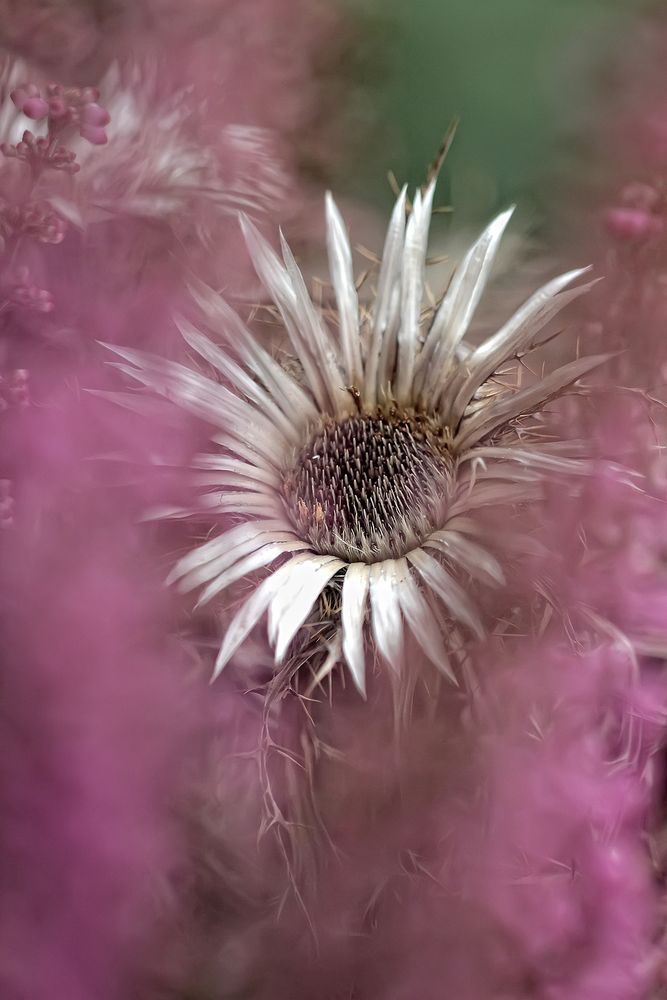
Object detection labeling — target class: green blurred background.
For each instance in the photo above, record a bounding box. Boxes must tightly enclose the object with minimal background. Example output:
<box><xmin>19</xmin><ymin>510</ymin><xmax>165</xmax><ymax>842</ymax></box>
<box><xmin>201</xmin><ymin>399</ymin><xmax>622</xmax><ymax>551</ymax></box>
<box><xmin>334</xmin><ymin>0</ymin><xmax>651</xmax><ymax>227</ymax></box>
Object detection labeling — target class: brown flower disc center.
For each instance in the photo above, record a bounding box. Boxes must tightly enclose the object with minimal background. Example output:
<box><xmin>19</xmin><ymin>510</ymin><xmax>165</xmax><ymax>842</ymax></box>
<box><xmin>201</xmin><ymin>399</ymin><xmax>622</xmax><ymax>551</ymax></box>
<box><xmin>283</xmin><ymin>412</ymin><xmax>454</xmax><ymax>562</ymax></box>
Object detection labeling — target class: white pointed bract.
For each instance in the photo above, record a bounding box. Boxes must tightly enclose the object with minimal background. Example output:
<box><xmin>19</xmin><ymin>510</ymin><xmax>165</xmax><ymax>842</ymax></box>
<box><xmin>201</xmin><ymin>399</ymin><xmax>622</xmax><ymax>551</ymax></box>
<box><xmin>110</xmin><ymin>186</ymin><xmax>600</xmax><ymax>695</ymax></box>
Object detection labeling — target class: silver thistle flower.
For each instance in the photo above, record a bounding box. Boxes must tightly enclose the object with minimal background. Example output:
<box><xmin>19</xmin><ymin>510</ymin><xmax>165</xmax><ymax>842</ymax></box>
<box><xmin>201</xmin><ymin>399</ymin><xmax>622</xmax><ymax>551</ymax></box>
<box><xmin>110</xmin><ymin>183</ymin><xmax>606</xmax><ymax>695</ymax></box>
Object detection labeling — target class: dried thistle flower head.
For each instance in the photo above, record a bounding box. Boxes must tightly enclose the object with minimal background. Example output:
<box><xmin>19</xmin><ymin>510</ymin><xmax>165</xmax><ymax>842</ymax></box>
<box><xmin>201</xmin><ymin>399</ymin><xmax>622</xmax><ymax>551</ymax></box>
<box><xmin>110</xmin><ymin>183</ymin><xmax>605</xmax><ymax>695</ymax></box>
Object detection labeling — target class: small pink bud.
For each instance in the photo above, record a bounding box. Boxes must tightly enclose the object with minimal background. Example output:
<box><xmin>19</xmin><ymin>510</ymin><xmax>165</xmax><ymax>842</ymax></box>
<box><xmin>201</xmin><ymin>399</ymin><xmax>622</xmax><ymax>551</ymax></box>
<box><xmin>10</xmin><ymin>84</ymin><xmax>39</xmax><ymax>109</ymax></box>
<box><xmin>80</xmin><ymin>102</ymin><xmax>110</xmax><ymax>127</ymax></box>
<box><xmin>80</xmin><ymin>124</ymin><xmax>108</xmax><ymax>146</ymax></box>
<box><xmin>22</xmin><ymin>97</ymin><xmax>49</xmax><ymax>120</ymax></box>
<box><xmin>47</xmin><ymin>97</ymin><xmax>68</xmax><ymax>119</ymax></box>
<box><xmin>604</xmin><ymin>207</ymin><xmax>664</xmax><ymax>243</ymax></box>
<box><xmin>10</xmin><ymin>87</ymin><xmax>27</xmax><ymax>108</ymax></box>
<box><xmin>0</xmin><ymin>479</ymin><xmax>14</xmax><ymax>528</ymax></box>
<box><xmin>8</xmin><ymin>372</ymin><xmax>29</xmax><ymax>405</ymax></box>
<box><xmin>81</xmin><ymin>87</ymin><xmax>99</xmax><ymax>103</ymax></box>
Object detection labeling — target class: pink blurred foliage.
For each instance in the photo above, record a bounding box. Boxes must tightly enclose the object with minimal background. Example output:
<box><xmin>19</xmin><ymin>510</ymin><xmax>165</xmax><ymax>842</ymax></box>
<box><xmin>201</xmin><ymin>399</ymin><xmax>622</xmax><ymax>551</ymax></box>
<box><xmin>538</xmin><ymin>18</ymin><xmax>667</xmax><ymax>992</ymax></box>
<box><xmin>0</xmin><ymin>0</ymin><xmax>348</xmax><ymax>299</ymax></box>
<box><xmin>557</xmin><ymin>9</ymin><xmax>667</xmax><ymax>643</ymax></box>
<box><xmin>203</xmin><ymin>644</ymin><xmax>661</xmax><ymax>1000</ymax></box>
<box><xmin>0</xmin><ymin>1</ymin><xmax>350</xmax><ymax>999</ymax></box>
<box><xmin>0</xmin><ymin>371</ymin><xmax>212</xmax><ymax>999</ymax></box>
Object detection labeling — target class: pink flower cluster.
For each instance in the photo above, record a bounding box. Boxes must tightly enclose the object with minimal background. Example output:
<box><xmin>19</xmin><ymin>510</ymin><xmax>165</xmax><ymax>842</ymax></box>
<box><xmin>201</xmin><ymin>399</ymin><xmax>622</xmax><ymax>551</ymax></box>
<box><xmin>0</xmin><ymin>76</ymin><xmax>111</xmax><ymax>323</ymax></box>
<box><xmin>0</xmin><ymin>367</ymin><xmax>28</xmax><ymax>409</ymax></box>
<box><xmin>1</xmin><ymin>127</ymin><xmax>78</xmax><ymax>173</ymax></box>
<box><xmin>0</xmin><ymin>477</ymin><xmax>13</xmax><ymax>527</ymax></box>
<box><xmin>0</xmin><ymin>368</ymin><xmax>28</xmax><ymax>528</ymax></box>
<box><xmin>605</xmin><ymin>181</ymin><xmax>665</xmax><ymax>244</ymax></box>
<box><xmin>11</xmin><ymin>82</ymin><xmax>110</xmax><ymax>145</ymax></box>
<box><xmin>0</xmin><ymin>198</ymin><xmax>66</xmax><ymax>248</ymax></box>
<box><xmin>0</xmin><ymin>82</ymin><xmax>110</xmax><ymax>178</ymax></box>
<box><xmin>4</xmin><ymin>266</ymin><xmax>53</xmax><ymax>312</ymax></box>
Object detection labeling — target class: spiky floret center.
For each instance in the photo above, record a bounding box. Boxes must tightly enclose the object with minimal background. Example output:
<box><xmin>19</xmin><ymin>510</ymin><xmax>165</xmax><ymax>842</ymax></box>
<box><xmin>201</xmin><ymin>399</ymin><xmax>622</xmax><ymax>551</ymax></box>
<box><xmin>282</xmin><ymin>411</ymin><xmax>454</xmax><ymax>562</ymax></box>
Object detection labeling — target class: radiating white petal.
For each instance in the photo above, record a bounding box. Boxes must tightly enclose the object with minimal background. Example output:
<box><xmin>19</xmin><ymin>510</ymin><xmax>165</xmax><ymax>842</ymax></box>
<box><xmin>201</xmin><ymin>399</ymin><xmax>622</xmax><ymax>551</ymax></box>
<box><xmin>239</xmin><ymin>214</ymin><xmax>331</xmax><ymax>412</ymax></box>
<box><xmin>167</xmin><ymin>519</ymin><xmax>288</xmax><ymax>585</ymax></box>
<box><xmin>85</xmin><ymin>387</ymin><xmax>183</xmax><ymax>424</ymax></box>
<box><xmin>270</xmin><ymin>555</ymin><xmax>346</xmax><ymax>663</ymax></box>
<box><xmin>212</xmin><ymin>559</ymin><xmax>301</xmax><ymax>679</ymax></box>
<box><xmin>375</xmin><ymin>286</ymin><xmax>401</xmax><ymax>405</ymax></box>
<box><xmin>213</xmin><ymin>493</ymin><xmax>286</xmax><ymax>517</ymax></box>
<box><xmin>177</xmin><ymin>315</ymin><xmax>300</xmax><ymax>443</ymax></box>
<box><xmin>407</xmin><ymin>548</ymin><xmax>483</xmax><ymax>638</ymax></box>
<box><xmin>341</xmin><ymin>562</ymin><xmax>370</xmax><ymax>695</ymax></box>
<box><xmin>178</xmin><ymin>532</ymin><xmax>300</xmax><ymax>592</ymax></box>
<box><xmin>397</xmin><ymin>570</ymin><xmax>457</xmax><ymax>684</ymax></box>
<box><xmin>365</xmin><ymin>185</ymin><xmax>407</xmax><ymax>407</ymax></box>
<box><xmin>394</xmin><ymin>181</ymin><xmax>436</xmax><ymax>405</ymax></box>
<box><xmin>460</xmin><ymin>268</ymin><xmax>592</xmax><ymax>369</ymax></box>
<box><xmin>196</xmin><ymin>539</ymin><xmax>310</xmax><ymax>608</ymax></box>
<box><xmin>446</xmin><ymin>269</ymin><xmax>595</xmax><ymax>422</ymax></box>
<box><xmin>101</xmin><ymin>341</ymin><xmax>168</xmax><ymax>370</ymax></box>
<box><xmin>175</xmin><ymin>529</ymin><xmax>303</xmax><ymax>593</ymax></box>
<box><xmin>416</xmin><ymin>207</ymin><xmax>515</xmax><ymax>408</ymax></box>
<box><xmin>279</xmin><ymin>230</ymin><xmax>352</xmax><ymax>415</ymax></box>
<box><xmin>143</xmin><ymin>491</ymin><xmax>273</xmax><ymax>521</ymax></box>
<box><xmin>325</xmin><ymin>192</ymin><xmax>363</xmax><ymax>388</ymax></box>
<box><xmin>438</xmin><ymin>514</ymin><xmax>481</xmax><ymax>536</ymax></box>
<box><xmin>210</xmin><ymin>432</ymin><xmax>284</xmax><ymax>471</ymax></box>
<box><xmin>105</xmin><ymin>346</ymin><xmax>286</xmax><ymax>461</ymax></box>
<box><xmin>192</xmin><ymin>455</ymin><xmax>280</xmax><ymax>488</ymax></box>
<box><xmin>459</xmin><ymin>446</ymin><xmax>593</xmax><ymax>477</ymax></box>
<box><xmin>455</xmin><ymin>458</ymin><xmax>542</xmax><ymax>486</ymax></box>
<box><xmin>267</xmin><ymin>552</ymin><xmax>316</xmax><ymax>645</ymax></box>
<box><xmin>454</xmin><ymin>353</ymin><xmax>612</xmax><ymax>451</ymax></box>
<box><xmin>447</xmin><ymin>481</ymin><xmax>542</xmax><ymax>517</ymax></box>
<box><xmin>424</xmin><ymin>529</ymin><xmax>505</xmax><ymax>586</ymax></box>
<box><xmin>140</xmin><ymin>504</ymin><xmax>199</xmax><ymax>521</ymax></box>
<box><xmin>370</xmin><ymin>559</ymin><xmax>407</xmax><ymax>671</ymax></box>
<box><xmin>107</xmin><ymin>360</ymin><xmax>236</xmax><ymax>426</ymax></box>
<box><xmin>193</xmin><ymin>472</ymin><xmax>276</xmax><ymax>492</ymax></box>
<box><xmin>187</xmin><ymin>280</ymin><xmax>319</xmax><ymax>424</ymax></box>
